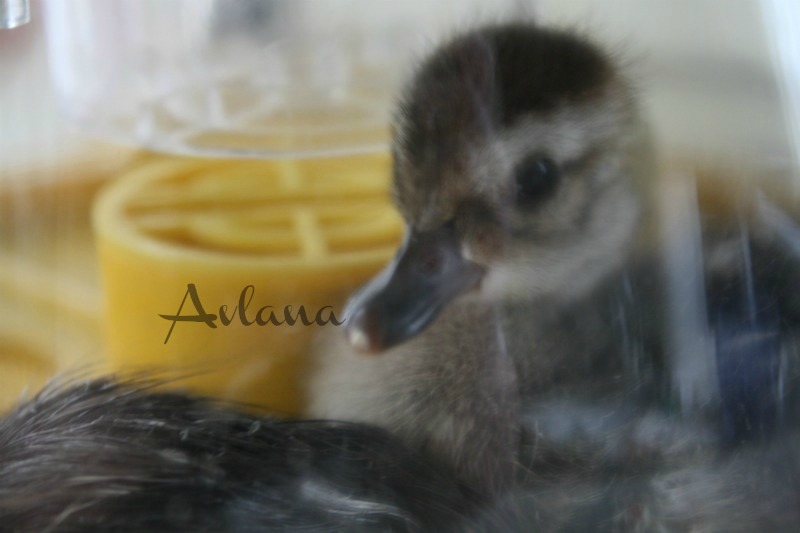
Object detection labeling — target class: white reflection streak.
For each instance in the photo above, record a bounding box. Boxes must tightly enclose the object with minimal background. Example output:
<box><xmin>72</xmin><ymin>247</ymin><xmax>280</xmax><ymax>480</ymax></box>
<box><xmin>658</xmin><ymin>173</ymin><xmax>718</xmax><ymax>413</ymax></box>
<box><xmin>760</xmin><ymin>0</ymin><xmax>800</xmax><ymax>184</ymax></box>
<box><xmin>756</xmin><ymin>191</ymin><xmax>800</xmax><ymax>259</ymax></box>
<box><xmin>299</xmin><ymin>478</ymin><xmax>413</xmax><ymax>524</ymax></box>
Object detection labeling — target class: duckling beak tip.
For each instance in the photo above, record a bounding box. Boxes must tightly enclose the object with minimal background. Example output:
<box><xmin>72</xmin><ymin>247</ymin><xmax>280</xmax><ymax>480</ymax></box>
<box><xmin>345</xmin><ymin>324</ymin><xmax>381</xmax><ymax>354</ymax></box>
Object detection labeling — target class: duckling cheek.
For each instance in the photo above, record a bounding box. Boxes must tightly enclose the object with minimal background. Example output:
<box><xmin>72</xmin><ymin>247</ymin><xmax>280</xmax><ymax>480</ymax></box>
<box><xmin>455</xmin><ymin>203</ymin><xmax>507</xmax><ymax>265</ymax></box>
<box><xmin>460</xmin><ymin>228</ymin><xmax>505</xmax><ymax>265</ymax></box>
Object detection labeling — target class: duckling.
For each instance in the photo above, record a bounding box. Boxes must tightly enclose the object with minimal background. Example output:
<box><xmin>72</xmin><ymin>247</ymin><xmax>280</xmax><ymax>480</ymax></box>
<box><xmin>309</xmin><ymin>22</ymin><xmax>658</xmax><ymax>495</ymax></box>
<box><xmin>0</xmin><ymin>377</ymin><xmax>470</xmax><ymax>532</ymax></box>
<box><xmin>2</xmin><ymin>377</ymin><xmax>800</xmax><ymax>531</ymax></box>
<box><xmin>308</xmin><ymin>21</ymin><xmax>800</xmax><ymax>496</ymax></box>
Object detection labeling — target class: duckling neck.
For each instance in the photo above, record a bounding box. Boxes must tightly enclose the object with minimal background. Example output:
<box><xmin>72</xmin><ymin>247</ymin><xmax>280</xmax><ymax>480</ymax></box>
<box><xmin>492</xmin><ymin>261</ymin><xmax>654</xmax><ymax>396</ymax></box>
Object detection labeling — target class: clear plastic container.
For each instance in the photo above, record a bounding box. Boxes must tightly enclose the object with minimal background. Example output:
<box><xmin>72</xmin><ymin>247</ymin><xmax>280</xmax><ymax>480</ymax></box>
<box><xmin>42</xmin><ymin>0</ymin><xmax>524</xmax><ymax>158</ymax></box>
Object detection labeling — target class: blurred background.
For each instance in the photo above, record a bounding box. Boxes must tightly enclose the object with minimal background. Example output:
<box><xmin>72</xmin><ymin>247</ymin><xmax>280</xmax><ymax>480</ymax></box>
<box><xmin>0</xmin><ymin>0</ymin><xmax>798</xmax><ymax>410</ymax></box>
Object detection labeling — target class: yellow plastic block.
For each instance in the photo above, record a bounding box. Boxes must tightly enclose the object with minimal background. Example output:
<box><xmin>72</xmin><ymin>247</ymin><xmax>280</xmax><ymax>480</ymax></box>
<box><xmin>93</xmin><ymin>154</ymin><xmax>403</xmax><ymax>415</ymax></box>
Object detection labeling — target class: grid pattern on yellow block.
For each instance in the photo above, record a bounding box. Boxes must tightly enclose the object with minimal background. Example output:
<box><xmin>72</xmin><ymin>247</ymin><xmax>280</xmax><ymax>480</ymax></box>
<box><xmin>92</xmin><ymin>154</ymin><xmax>405</xmax><ymax>413</ymax></box>
<box><xmin>120</xmin><ymin>156</ymin><xmax>403</xmax><ymax>260</ymax></box>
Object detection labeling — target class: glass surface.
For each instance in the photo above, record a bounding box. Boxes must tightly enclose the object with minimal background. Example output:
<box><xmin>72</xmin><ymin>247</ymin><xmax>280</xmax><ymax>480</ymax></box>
<box><xmin>42</xmin><ymin>0</ymin><xmax>523</xmax><ymax>158</ymax></box>
<box><xmin>2</xmin><ymin>1</ymin><xmax>800</xmax><ymax>530</ymax></box>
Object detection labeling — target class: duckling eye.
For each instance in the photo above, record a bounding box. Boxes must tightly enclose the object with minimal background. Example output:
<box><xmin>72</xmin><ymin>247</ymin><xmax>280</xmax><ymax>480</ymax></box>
<box><xmin>515</xmin><ymin>155</ymin><xmax>561</xmax><ymax>204</ymax></box>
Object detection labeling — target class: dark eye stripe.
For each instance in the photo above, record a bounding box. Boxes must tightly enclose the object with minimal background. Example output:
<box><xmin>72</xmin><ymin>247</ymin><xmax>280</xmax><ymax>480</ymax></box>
<box><xmin>561</xmin><ymin>144</ymin><xmax>606</xmax><ymax>175</ymax></box>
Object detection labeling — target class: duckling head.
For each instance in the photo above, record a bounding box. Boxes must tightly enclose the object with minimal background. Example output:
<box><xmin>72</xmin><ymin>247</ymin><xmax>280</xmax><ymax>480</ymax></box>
<box><xmin>346</xmin><ymin>23</ymin><xmax>652</xmax><ymax>353</ymax></box>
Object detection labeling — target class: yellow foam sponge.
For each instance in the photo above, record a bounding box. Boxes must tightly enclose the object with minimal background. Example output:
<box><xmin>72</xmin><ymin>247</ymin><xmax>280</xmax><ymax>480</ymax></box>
<box><xmin>93</xmin><ymin>154</ymin><xmax>403</xmax><ymax>415</ymax></box>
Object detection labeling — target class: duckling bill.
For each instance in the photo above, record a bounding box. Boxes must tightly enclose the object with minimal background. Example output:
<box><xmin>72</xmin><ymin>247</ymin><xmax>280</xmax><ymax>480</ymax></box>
<box><xmin>345</xmin><ymin>223</ymin><xmax>485</xmax><ymax>353</ymax></box>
